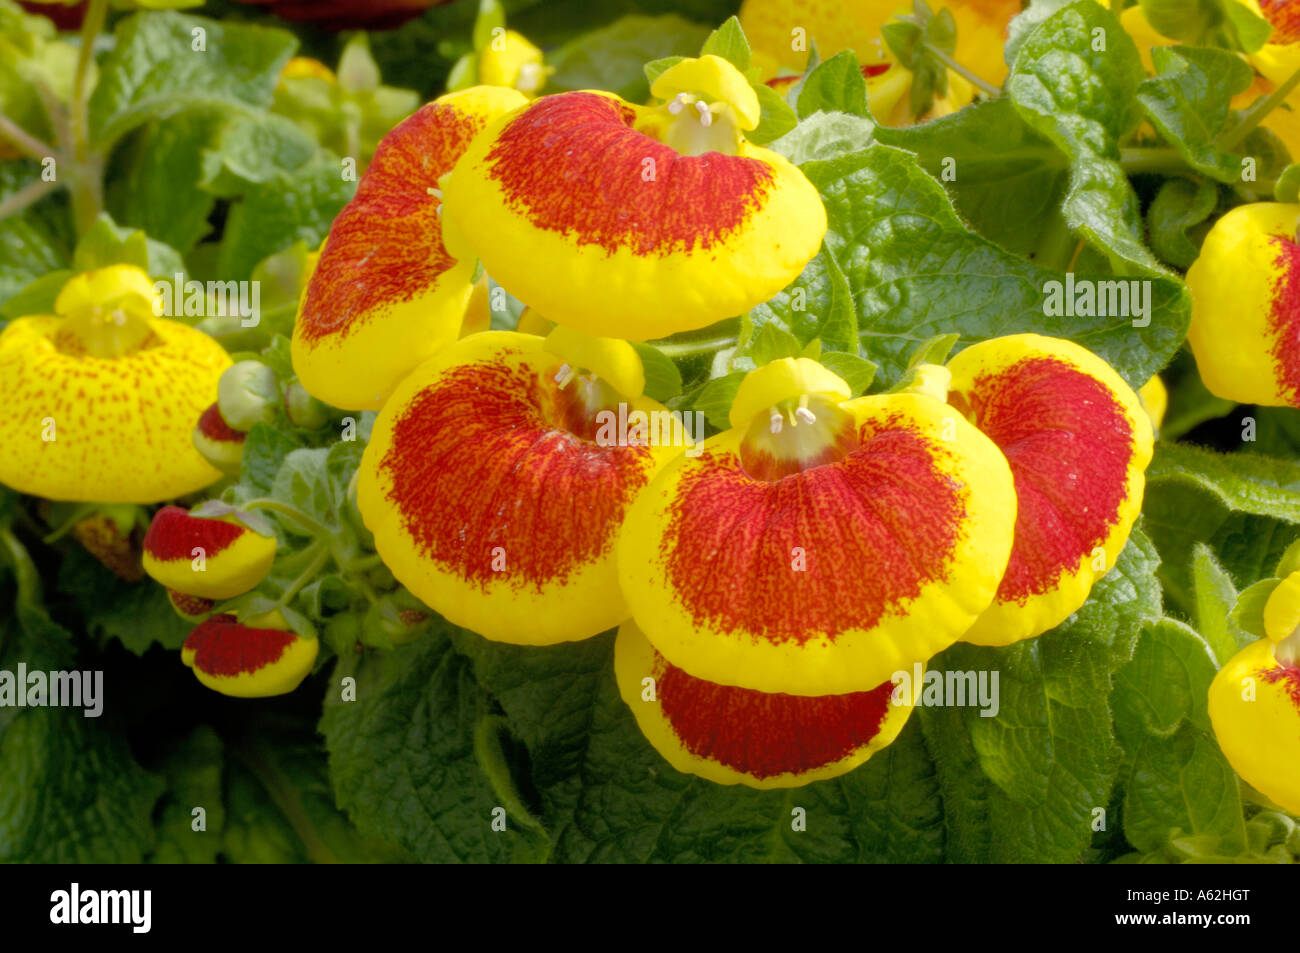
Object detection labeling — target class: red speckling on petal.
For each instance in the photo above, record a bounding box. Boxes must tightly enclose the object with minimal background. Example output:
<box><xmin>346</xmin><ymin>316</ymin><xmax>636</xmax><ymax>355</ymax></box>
<box><xmin>663</xmin><ymin>422</ymin><xmax>966</xmax><ymax>645</ymax></box>
<box><xmin>1269</xmin><ymin>238</ymin><xmax>1300</xmax><ymax>405</ymax></box>
<box><xmin>1262</xmin><ymin>661</ymin><xmax>1300</xmax><ymax>712</ymax></box>
<box><xmin>655</xmin><ymin>647</ymin><xmax>893</xmax><ymax>778</ymax></box>
<box><xmin>297</xmin><ymin>102</ymin><xmax>483</xmax><ymax>344</ymax></box>
<box><xmin>197</xmin><ymin>403</ymin><xmax>245</xmax><ymax>443</ymax></box>
<box><xmin>380</xmin><ymin>355</ymin><xmax>652</xmax><ymax>590</ymax></box>
<box><xmin>144</xmin><ymin>506</ymin><xmax>244</xmax><ymax>562</ymax></box>
<box><xmin>957</xmin><ymin>357</ymin><xmax>1134</xmax><ymax>603</ymax></box>
<box><xmin>185</xmin><ymin>615</ymin><xmax>295</xmax><ymax>677</ymax></box>
<box><xmin>485</xmin><ymin>91</ymin><xmax>774</xmax><ymax>257</ymax></box>
<box><xmin>167</xmin><ymin>588</ymin><xmax>215</xmax><ymax>617</ymax></box>
<box><xmin>1260</xmin><ymin>0</ymin><xmax>1300</xmax><ymax>44</ymax></box>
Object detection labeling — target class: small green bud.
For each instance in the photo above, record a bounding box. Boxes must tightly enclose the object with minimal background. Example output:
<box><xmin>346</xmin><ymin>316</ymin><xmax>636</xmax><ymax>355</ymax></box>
<box><xmin>218</xmin><ymin>360</ymin><xmax>280</xmax><ymax>431</ymax></box>
<box><xmin>284</xmin><ymin>381</ymin><xmax>333</xmax><ymax>429</ymax></box>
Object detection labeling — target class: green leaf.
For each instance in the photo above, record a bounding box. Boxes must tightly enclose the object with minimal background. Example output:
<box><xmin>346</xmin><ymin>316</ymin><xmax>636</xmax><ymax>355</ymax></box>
<box><xmin>795</xmin><ymin>51</ymin><xmax>868</xmax><ymax>119</ymax></box>
<box><xmin>1111</xmin><ymin>618</ymin><xmax>1247</xmax><ymax>855</ymax></box>
<box><xmin>218</xmin><ymin>154</ymin><xmax>355</xmax><ymax>280</ymax></box>
<box><xmin>1008</xmin><ymin>0</ymin><xmax>1160</xmax><ymax>274</ymax></box>
<box><xmin>1230</xmin><ymin>579</ymin><xmax>1277</xmax><ymax>640</ymax></box>
<box><xmin>818</xmin><ymin>350</ymin><xmax>877</xmax><ymax>394</ymax></box>
<box><xmin>801</xmin><ymin>143</ymin><xmax>1189</xmax><ymax>389</ymax></box>
<box><xmin>1146</xmin><ymin>177</ymin><xmax>1219</xmax><ymax>269</ymax></box>
<box><xmin>1221</xmin><ymin>0</ymin><xmax>1274</xmax><ymax>53</ymax></box>
<box><xmin>746</xmin><ymin>320</ymin><xmax>803</xmax><ymax>365</ymax></box>
<box><xmin>875</xmin><ymin>98</ymin><xmax>1069</xmax><ymax>258</ymax></box>
<box><xmin>1004</xmin><ymin>0</ymin><xmax>1077</xmax><ymax>67</ymax></box>
<box><xmin>0</xmin><ymin>161</ymin><xmax>69</xmax><ymax>308</ymax></box>
<box><xmin>319</xmin><ymin>633</ymin><xmax>529</xmax><ymax>862</ymax></box>
<box><xmin>747</xmin><ymin>81</ymin><xmax>799</xmax><ymax>144</ymax></box>
<box><xmin>199</xmin><ymin>110</ymin><xmax>317</xmax><ymax>198</ymax></box>
<box><xmin>107</xmin><ymin>113</ymin><xmax>219</xmax><ymax>252</ymax></box>
<box><xmin>691</xmin><ymin>370</ymin><xmax>745</xmax><ymax>430</ymax></box>
<box><xmin>643</xmin><ymin>55</ymin><xmax>685</xmax><ymax>87</ymax></box>
<box><xmin>1189</xmin><ymin>543</ymin><xmax>1253</xmax><ymax>664</ymax></box>
<box><xmin>57</xmin><ymin>546</ymin><xmax>190</xmax><ymax>654</ymax></box>
<box><xmin>921</xmin><ymin>528</ymin><xmax>1162</xmax><ymax>862</ymax></box>
<box><xmin>1137</xmin><ymin>46</ymin><xmax>1255</xmax><ymax>183</ymax></box>
<box><xmin>89</xmin><ymin>11</ymin><xmax>298</xmax><ymax>149</ymax></box>
<box><xmin>770</xmin><ymin>110</ymin><xmax>875</xmax><ymax>165</ymax></box>
<box><xmin>549</xmin><ymin>15</ymin><xmax>709</xmax><ymax>103</ymax></box>
<box><xmin>148</xmin><ymin>726</ymin><xmax>225</xmax><ymax>864</ymax></box>
<box><xmin>237</xmin><ymin>422</ymin><xmax>304</xmax><ymax>498</ymax></box>
<box><xmin>1143</xmin><ymin>442</ymin><xmax>1300</xmax><ymax>612</ymax></box>
<box><xmin>1138</xmin><ymin>0</ymin><xmax>1220</xmax><ymax>43</ymax></box>
<box><xmin>699</xmin><ymin>15</ymin><xmax>750</xmax><ymax>71</ymax></box>
<box><xmin>748</xmin><ymin>245</ymin><xmax>858</xmax><ymax>353</ymax></box>
<box><xmin>472</xmin><ymin>0</ymin><xmax>507</xmax><ymax>54</ymax></box>
<box><xmin>629</xmin><ymin>341</ymin><xmax>683</xmax><ymax>401</ymax></box>
<box><xmin>1277</xmin><ymin>164</ymin><xmax>1300</xmax><ymax>203</ymax></box>
<box><xmin>72</xmin><ymin>213</ymin><xmax>184</xmax><ymax>279</ymax></box>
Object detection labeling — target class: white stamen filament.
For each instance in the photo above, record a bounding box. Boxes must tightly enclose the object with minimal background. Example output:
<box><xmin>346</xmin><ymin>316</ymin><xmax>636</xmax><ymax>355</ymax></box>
<box><xmin>695</xmin><ymin>100</ymin><xmax>713</xmax><ymax>127</ymax></box>
<box><xmin>554</xmin><ymin>363</ymin><xmax>576</xmax><ymax>389</ymax></box>
<box><xmin>667</xmin><ymin>93</ymin><xmax>687</xmax><ymax>115</ymax></box>
<box><xmin>795</xmin><ymin>394</ymin><xmax>816</xmax><ymax>426</ymax></box>
<box><xmin>769</xmin><ymin>409</ymin><xmax>783</xmax><ymax>434</ymax></box>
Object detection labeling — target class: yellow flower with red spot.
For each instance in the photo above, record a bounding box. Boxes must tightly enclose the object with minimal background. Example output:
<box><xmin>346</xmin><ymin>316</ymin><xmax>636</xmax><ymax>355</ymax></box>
<box><xmin>945</xmin><ymin>334</ymin><xmax>1153</xmax><ymax>647</ymax></box>
<box><xmin>1246</xmin><ymin>0</ymin><xmax>1300</xmax><ymax>91</ymax></box>
<box><xmin>357</xmin><ymin>328</ymin><xmax>683</xmax><ymax>645</ymax></box>
<box><xmin>0</xmin><ymin>265</ymin><xmax>230</xmax><ymax>503</ymax></box>
<box><xmin>192</xmin><ymin>402</ymin><xmax>247</xmax><ymax>476</ymax></box>
<box><xmin>143</xmin><ymin>504</ymin><xmax>278</xmax><ymax>600</ymax></box>
<box><xmin>1186</xmin><ymin>203</ymin><xmax>1300</xmax><ymax>407</ymax></box>
<box><xmin>441</xmin><ymin>56</ymin><xmax>827</xmax><ymax>341</ymax></box>
<box><xmin>615</xmin><ymin>619</ymin><xmax>920</xmax><ymax>788</ymax></box>
<box><xmin>1210</xmin><ymin>575</ymin><xmax>1300</xmax><ymax>814</ymax></box>
<box><xmin>291</xmin><ymin>85</ymin><xmax>527</xmax><ymax>411</ymax></box>
<box><xmin>618</xmin><ymin>357</ymin><xmax>1016</xmax><ymax>696</ymax></box>
<box><xmin>182</xmin><ymin>611</ymin><xmax>319</xmax><ymax>698</ymax></box>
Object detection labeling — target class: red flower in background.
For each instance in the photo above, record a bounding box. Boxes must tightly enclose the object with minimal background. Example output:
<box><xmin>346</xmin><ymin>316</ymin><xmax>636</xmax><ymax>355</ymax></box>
<box><xmin>231</xmin><ymin>0</ymin><xmax>452</xmax><ymax>30</ymax></box>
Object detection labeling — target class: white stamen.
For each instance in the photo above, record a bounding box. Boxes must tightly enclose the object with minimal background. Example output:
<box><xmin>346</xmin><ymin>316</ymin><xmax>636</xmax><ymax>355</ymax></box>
<box><xmin>695</xmin><ymin>100</ymin><xmax>713</xmax><ymax>127</ymax></box>
<box><xmin>769</xmin><ymin>410</ymin><xmax>783</xmax><ymax>434</ymax></box>
<box><xmin>554</xmin><ymin>363</ymin><xmax>576</xmax><ymax>389</ymax></box>
<box><xmin>516</xmin><ymin>61</ymin><xmax>543</xmax><ymax>94</ymax></box>
<box><xmin>795</xmin><ymin>407</ymin><xmax>816</xmax><ymax>425</ymax></box>
<box><xmin>667</xmin><ymin>93</ymin><xmax>687</xmax><ymax>115</ymax></box>
<box><xmin>426</xmin><ymin>187</ymin><xmax>443</xmax><ymax>199</ymax></box>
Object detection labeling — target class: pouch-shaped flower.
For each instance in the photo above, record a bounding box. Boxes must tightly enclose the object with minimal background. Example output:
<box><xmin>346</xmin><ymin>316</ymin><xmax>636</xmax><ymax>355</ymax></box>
<box><xmin>946</xmin><ymin>334</ymin><xmax>1153</xmax><ymax>646</ymax></box>
<box><xmin>619</xmin><ymin>358</ymin><xmax>1016</xmax><ymax>696</ymax></box>
<box><xmin>143</xmin><ymin>505</ymin><xmax>277</xmax><ymax>600</ymax></box>
<box><xmin>615</xmin><ymin>619</ymin><xmax>919</xmax><ymax>789</ymax></box>
<box><xmin>182</xmin><ymin>612</ymin><xmax>319</xmax><ymax>698</ymax></box>
<box><xmin>291</xmin><ymin>85</ymin><xmax>527</xmax><ymax>410</ymax></box>
<box><xmin>440</xmin><ymin>56</ymin><xmax>827</xmax><ymax>341</ymax></box>
<box><xmin>357</xmin><ymin>329</ymin><xmax>683</xmax><ymax>644</ymax></box>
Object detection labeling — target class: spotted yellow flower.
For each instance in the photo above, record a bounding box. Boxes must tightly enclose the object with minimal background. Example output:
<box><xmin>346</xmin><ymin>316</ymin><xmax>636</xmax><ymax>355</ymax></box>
<box><xmin>0</xmin><ymin>266</ymin><xmax>229</xmax><ymax>503</ymax></box>
<box><xmin>440</xmin><ymin>56</ymin><xmax>827</xmax><ymax>341</ymax></box>
<box><xmin>615</xmin><ymin>619</ymin><xmax>920</xmax><ymax>789</ymax></box>
<box><xmin>357</xmin><ymin>328</ymin><xmax>683</xmax><ymax>645</ymax></box>
<box><xmin>182</xmin><ymin>611</ymin><xmax>319</xmax><ymax>698</ymax></box>
<box><xmin>143</xmin><ymin>504</ymin><xmax>277</xmax><ymax>600</ymax></box>
<box><xmin>618</xmin><ymin>357</ymin><xmax>1016</xmax><ymax>696</ymax></box>
<box><xmin>1209</xmin><ymin>625</ymin><xmax>1300</xmax><ymax>815</ymax></box>
<box><xmin>946</xmin><ymin>335</ymin><xmax>1153</xmax><ymax>647</ymax></box>
<box><xmin>1186</xmin><ymin>203</ymin><xmax>1300</xmax><ymax>407</ymax></box>
<box><xmin>291</xmin><ymin>85</ymin><xmax>527</xmax><ymax>410</ymax></box>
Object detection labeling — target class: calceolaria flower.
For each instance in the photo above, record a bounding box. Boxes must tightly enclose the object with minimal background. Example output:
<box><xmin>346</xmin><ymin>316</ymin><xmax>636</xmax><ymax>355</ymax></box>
<box><xmin>618</xmin><ymin>357</ymin><xmax>1016</xmax><ymax>696</ymax></box>
<box><xmin>192</xmin><ymin>402</ymin><xmax>248</xmax><ymax>476</ymax></box>
<box><xmin>1210</xmin><ymin>573</ymin><xmax>1300</xmax><ymax>813</ymax></box>
<box><xmin>1186</xmin><ymin>203</ymin><xmax>1300</xmax><ymax>407</ymax></box>
<box><xmin>1245</xmin><ymin>0</ymin><xmax>1300</xmax><ymax>91</ymax></box>
<box><xmin>357</xmin><ymin>327</ymin><xmax>682</xmax><ymax>645</ymax></box>
<box><xmin>143</xmin><ymin>504</ymin><xmax>278</xmax><ymax>600</ymax></box>
<box><xmin>292</xmin><ymin>86</ymin><xmax>527</xmax><ymax>410</ymax></box>
<box><xmin>0</xmin><ymin>265</ymin><xmax>230</xmax><ymax>503</ymax></box>
<box><xmin>945</xmin><ymin>334</ymin><xmax>1154</xmax><ymax>646</ymax></box>
<box><xmin>182</xmin><ymin>611</ymin><xmax>319</xmax><ymax>698</ymax></box>
<box><xmin>615</xmin><ymin>620</ymin><xmax>919</xmax><ymax>789</ymax></box>
<box><xmin>441</xmin><ymin>55</ymin><xmax>827</xmax><ymax>340</ymax></box>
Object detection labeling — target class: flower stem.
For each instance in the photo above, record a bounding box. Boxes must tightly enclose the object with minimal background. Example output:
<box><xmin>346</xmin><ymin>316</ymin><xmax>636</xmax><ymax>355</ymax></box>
<box><xmin>243</xmin><ymin>499</ymin><xmax>332</xmax><ymax>539</ymax></box>
<box><xmin>69</xmin><ymin>0</ymin><xmax>109</xmax><ymax>235</ymax></box>
<box><xmin>650</xmin><ymin>334</ymin><xmax>739</xmax><ymax>359</ymax></box>
<box><xmin>0</xmin><ymin>113</ymin><xmax>56</xmax><ymax>161</ymax></box>
<box><xmin>923</xmin><ymin>42</ymin><xmax>1001</xmax><ymax>99</ymax></box>
<box><xmin>275</xmin><ymin>542</ymin><xmax>329</xmax><ymax>609</ymax></box>
<box><xmin>0</xmin><ymin>178</ymin><xmax>58</xmax><ymax>221</ymax></box>
<box><xmin>1219</xmin><ymin>64</ymin><xmax>1300</xmax><ymax>152</ymax></box>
